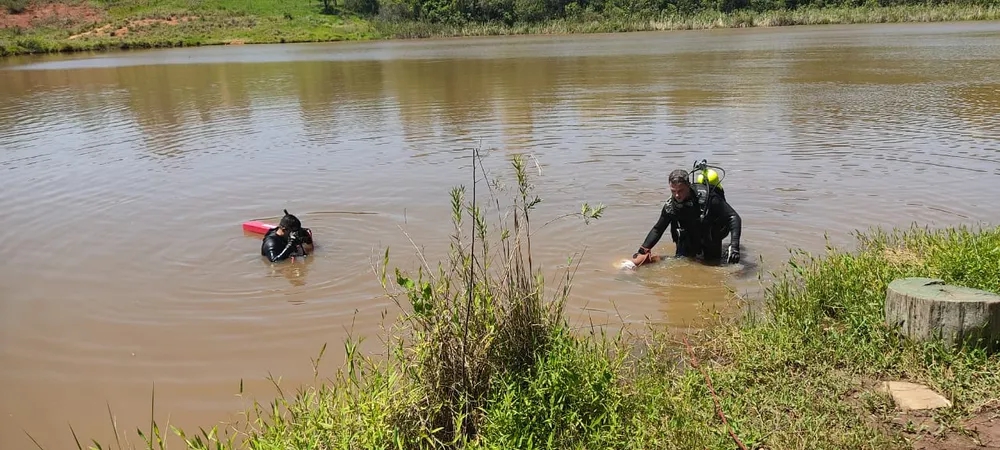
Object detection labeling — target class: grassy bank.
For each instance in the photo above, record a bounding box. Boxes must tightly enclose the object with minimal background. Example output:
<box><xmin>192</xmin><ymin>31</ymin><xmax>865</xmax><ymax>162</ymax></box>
<box><xmin>0</xmin><ymin>0</ymin><xmax>377</xmax><ymax>56</ymax></box>
<box><xmin>70</xmin><ymin>153</ymin><xmax>1000</xmax><ymax>450</ymax></box>
<box><xmin>374</xmin><ymin>3</ymin><xmax>1000</xmax><ymax>39</ymax></box>
<box><xmin>2</xmin><ymin>0</ymin><xmax>1000</xmax><ymax>57</ymax></box>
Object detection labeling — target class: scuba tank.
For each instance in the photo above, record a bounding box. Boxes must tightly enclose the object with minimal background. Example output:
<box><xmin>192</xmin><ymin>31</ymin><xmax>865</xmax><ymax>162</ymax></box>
<box><xmin>689</xmin><ymin>159</ymin><xmax>740</xmax><ymax>264</ymax></box>
<box><xmin>689</xmin><ymin>159</ymin><xmax>727</xmax><ymax>221</ymax></box>
<box><xmin>667</xmin><ymin>159</ymin><xmax>729</xmax><ymax>245</ymax></box>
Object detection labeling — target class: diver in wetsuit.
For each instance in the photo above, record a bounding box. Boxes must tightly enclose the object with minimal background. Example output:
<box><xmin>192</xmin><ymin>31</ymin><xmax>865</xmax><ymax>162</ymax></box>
<box><xmin>631</xmin><ymin>168</ymin><xmax>741</xmax><ymax>266</ymax></box>
<box><xmin>261</xmin><ymin>209</ymin><xmax>314</xmax><ymax>263</ymax></box>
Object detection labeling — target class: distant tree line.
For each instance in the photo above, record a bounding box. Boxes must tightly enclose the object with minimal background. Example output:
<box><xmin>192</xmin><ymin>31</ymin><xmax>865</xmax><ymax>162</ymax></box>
<box><xmin>329</xmin><ymin>0</ymin><xmax>991</xmax><ymax>24</ymax></box>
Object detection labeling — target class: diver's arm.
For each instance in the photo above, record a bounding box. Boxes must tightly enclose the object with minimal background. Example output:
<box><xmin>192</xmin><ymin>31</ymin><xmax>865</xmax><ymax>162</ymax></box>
<box><xmin>715</xmin><ymin>197</ymin><xmax>742</xmax><ymax>247</ymax></box>
<box><xmin>638</xmin><ymin>205</ymin><xmax>673</xmax><ymax>254</ymax></box>
<box><xmin>264</xmin><ymin>238</ymin><xmax>296</xmax><ymax>263</ymax></box>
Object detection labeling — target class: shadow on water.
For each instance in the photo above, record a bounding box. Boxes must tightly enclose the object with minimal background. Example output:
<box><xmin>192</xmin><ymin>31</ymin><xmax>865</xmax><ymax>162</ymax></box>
<box><xmin>268</xmin><ymin>256</ymin><xmax>314</xmax><ymax>289</ymax></box>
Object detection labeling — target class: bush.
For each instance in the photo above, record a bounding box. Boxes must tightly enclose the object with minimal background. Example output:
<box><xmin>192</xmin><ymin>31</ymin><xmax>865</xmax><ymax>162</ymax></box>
<box><xmin>2</xmin><ymin>0</ymin><xmax>29</xmax><ymax>14</ymax></box>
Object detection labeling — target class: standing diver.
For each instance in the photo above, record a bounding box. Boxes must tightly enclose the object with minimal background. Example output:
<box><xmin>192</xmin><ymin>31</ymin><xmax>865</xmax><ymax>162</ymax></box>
<box><xmin>631</xmin><ymin>161</ymin><xmax>741</xmax><ymax>267</ymax></box>
<box><xmin>261</xmin><ymin>209</ymin><xmax>314</xmax><ymax>263</ymax></box>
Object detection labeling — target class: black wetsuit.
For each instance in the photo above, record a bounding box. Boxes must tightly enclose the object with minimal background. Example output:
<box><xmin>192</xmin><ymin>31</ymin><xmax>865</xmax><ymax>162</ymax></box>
<box><xmin>639</xmin><ymin>184</ymin><xmax>741</xmax><ymax>262</ymax></box>
<box><xmin>261</xmin><ymin>227</ymin><xmax>313</xmax><ymax>262</ymax></box>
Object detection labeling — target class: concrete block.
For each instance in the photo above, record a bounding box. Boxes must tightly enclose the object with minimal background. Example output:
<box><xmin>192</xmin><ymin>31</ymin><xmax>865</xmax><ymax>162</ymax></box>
<box><xmin>884</xmin><ymin>277</ymin><xmax>1000</xmax><ymax>353</ymax></box>
<box><xmin>880</xmin><ymin>381</ymin><xmax>953</xmax><ymax>411</ymax></box>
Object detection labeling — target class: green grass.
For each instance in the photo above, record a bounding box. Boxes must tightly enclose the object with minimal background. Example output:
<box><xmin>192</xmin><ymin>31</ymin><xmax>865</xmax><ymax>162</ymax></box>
<box><xmin>58</xmin><ymin>150</ymin><xmax>999</xmax><ymax>450</ymax></box>
<box><xmin>373</xmin><ymin>3</ymin><xmax>1000</xmax><ymax>38</ymax></box>
<box><xmin>3</xmin><ymin>1</ymin><xmax>1000</xmax><ymax>57</ymax></box>
<box><xmin>1</xmin><ymin>0</ymin><xmax>378</xmax><ymax>57</ymax></box>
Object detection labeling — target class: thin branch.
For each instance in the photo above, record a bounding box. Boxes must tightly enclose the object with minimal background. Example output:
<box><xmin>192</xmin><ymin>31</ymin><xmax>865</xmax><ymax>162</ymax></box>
<box><xmin>529</xmin><ymin>212</ymin><xmax>589</xmax><ymax>237</ymax></box>
<box><xmin>461</xmin><ymin>144</ymin><xmax>478</xmax><ymax>439</ymax></box>
<box><xmin>683</xmin><ymin>335</ymin><xmax>749</xmax><ymax>450</ymax></box>
<box><xmin>529</xmin><ymin>153</ymin><xmax>542</xmax><ymax>176</ymax></box>
<box><xmin>397</xmin><ymin>223</ymin><xmax>436</xmax><ymax>283</ymax></box>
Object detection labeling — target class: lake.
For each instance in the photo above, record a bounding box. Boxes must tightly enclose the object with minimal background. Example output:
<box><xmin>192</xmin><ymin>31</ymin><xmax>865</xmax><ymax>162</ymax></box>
<box><xmin>2</xmin><ymin>21</ymin><xmax>999</xmax><ymax>449</ymax></box>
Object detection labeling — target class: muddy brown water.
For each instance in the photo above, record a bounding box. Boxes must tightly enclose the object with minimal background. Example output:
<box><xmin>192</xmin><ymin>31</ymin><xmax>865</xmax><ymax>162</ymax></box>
<box><xmin>2</xmin><ymin>21</ymin><xmax>1000</xmax><ymax>449</ymax></box>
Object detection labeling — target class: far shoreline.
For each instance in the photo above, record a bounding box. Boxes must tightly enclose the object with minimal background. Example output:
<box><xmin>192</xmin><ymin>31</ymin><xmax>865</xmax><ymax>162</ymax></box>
<box><xmin>2</xmin><ymin>4</ymin><xmax>999</xmax><ymax>58</ymax></box>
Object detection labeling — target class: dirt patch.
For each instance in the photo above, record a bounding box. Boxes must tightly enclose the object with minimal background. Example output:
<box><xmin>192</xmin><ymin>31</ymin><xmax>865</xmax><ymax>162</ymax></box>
<box><xmin>68</xmin><ymin>15</ymin><xmax>197</xmax><ymax>39</ymax></box>
<box><xmin>902</xmin><ymin>408</ymin><xmax>1000</xmax><ymax>450</ymax></box>
<box><xmin>846</xmin><ymin>380</ymin><xmax>1000</xmax><ymax>449</ymax></box>
<box><xmin>0</xmin><ymin>2</ymin><xmax>104</xmax><ymax>29</ymax></box>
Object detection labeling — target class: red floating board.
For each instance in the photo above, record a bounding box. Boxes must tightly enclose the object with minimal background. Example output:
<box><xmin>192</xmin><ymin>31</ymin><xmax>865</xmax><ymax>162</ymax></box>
<box><xmin>242</xmin><ymin>221</ymin><xmax>275</xmax><ymax>235</ymax></box>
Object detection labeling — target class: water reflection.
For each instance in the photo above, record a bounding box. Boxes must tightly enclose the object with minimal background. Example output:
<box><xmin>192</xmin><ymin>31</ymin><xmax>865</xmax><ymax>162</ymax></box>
<box><xmin>1</xmin><ymin>50</ymin><xmax>797</xmax><ymax>163</ymax></box>
<box><xmin>0</xmin><ymin>58</ymin><xmax>928</xmax><ymax>165</ymax></box>
<box><xmin>269</xmin><ymin>256</ymin><xmax>314</xmax><ymax>289</ymax></box>
<box><xmin>949</xmin><ymin>83</ymin><xmax>1000</xmax><ymax>142</ymax></box>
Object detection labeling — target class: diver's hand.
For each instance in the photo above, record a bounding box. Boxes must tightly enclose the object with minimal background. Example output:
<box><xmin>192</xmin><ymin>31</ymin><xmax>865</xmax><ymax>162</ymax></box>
<box><xmin>726</xmin><ymin>243</ymin><xmax>740</xmax><ymax>264</ymax></box>
<box><xmin>632</xmin><ymin>247</ymin><xmax>651</xmax><ymax>266</ymax></box>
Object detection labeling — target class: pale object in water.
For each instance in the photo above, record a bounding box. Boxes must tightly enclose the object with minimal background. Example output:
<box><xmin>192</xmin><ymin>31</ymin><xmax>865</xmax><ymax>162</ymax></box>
<box><xmin>618</xmin><ymin>259</ymin><xmax>637</xmax><ymax>270</ymax></box>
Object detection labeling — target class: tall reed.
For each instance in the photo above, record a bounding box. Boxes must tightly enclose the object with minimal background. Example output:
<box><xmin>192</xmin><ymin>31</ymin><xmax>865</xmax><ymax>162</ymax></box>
<box><xmin>371</xmin><ymin>149</ymin><xmax>605</xmax><ymax>445</ymax></box>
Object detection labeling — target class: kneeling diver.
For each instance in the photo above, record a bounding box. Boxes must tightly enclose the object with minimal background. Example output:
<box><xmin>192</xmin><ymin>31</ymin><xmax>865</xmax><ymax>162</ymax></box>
<box><xmin>631</xmin><ymin>161</ymin><xmax>741</xmax><ymax>267</ymax></box>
